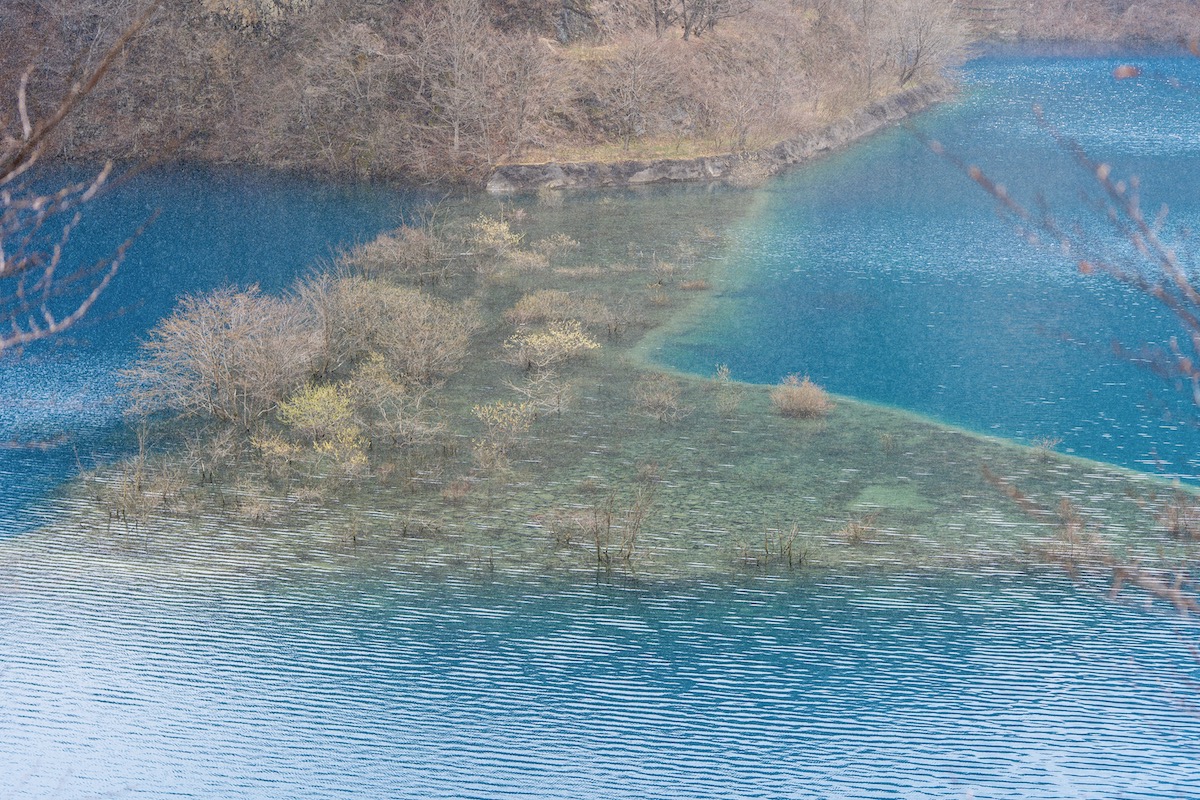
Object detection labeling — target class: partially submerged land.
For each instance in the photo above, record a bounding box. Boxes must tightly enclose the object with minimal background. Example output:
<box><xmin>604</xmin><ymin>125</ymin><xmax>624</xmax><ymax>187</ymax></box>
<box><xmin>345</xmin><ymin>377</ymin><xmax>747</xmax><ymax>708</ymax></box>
<box><xmin>5</xmin><ymin>181</ymin><xmax>1199</xmax><ymax>591</ymax></box>
<box><xmin>5</xmin><ymin>0</ymin><xmax>1200</xmax><ymax>591</ymax></box>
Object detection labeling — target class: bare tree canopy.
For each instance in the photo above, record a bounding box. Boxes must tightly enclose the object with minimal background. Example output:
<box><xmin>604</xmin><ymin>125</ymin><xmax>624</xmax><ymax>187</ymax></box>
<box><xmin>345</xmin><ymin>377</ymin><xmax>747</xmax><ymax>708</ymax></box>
<box><xmin>0</xmin><ymin>4</ymin><xmax>155</xmax><ymax>355</ymax></box>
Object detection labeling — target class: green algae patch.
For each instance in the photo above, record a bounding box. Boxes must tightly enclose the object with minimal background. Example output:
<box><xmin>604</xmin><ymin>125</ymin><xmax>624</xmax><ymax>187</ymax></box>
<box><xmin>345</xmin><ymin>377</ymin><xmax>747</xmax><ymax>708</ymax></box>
<box><xmin>851</xmin><ymin>483</ymin><xmax>936</xmax><ymax>514</ymax></box>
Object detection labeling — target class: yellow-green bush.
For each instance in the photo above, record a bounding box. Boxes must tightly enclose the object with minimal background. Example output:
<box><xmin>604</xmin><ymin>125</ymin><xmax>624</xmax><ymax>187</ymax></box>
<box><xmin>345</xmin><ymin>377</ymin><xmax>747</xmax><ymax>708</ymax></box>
<box><xmin>468</xmin><ymin>215</ymin><xmax>522</xmax><ymax>259</ymax></box>
<box><xmin>349</xmin><ymin>354</ymin><xmax>444</xmax><ymax>448</ymax></box>
<box><xmin>503</xmin><ymin>319</ymin><xmax>601</xmax><ymax>371</ymax></box>
<box><xmin>471</xmin><ymin>400</ymin><xmax>536</xmax><ymax>470</ymax></box>
<box><xmin>278</xmin><ymin>383</ymin><xmax>368</xmax><ymax>475</ymax></box>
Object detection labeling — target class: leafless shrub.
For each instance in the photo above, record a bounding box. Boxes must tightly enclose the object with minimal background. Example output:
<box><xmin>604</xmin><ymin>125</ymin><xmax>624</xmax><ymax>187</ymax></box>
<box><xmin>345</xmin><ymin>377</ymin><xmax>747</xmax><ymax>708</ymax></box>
<box><xmin>505</xmin><ymin>369</ymin><xmax>575</xmax><ymax>415</ymax></box>
<box><xmin>121</xmin><ymin>286</ymin><xmax>319</xmax><ymax>429</ymax></box>
<box><xmin>837</xmin><ymin>512</ymin><xmax>879</xmax><ymax>545</ymax></box>
<box><xmin>301</xmin><ymin>274</ymin><xmax>480</xmax><ymax>383</ymax></box>
<box><xmin>633</xmin><ymin>373</ymin><xmax>692</xmax><ymax>422</ymax></box>
<box><xmin>530</xmin><ymin>232</ymin><xmax>580</xmax><ymax>260</ymax></box>
<box><xmin>589</xmin><ymin>485</ymin><xmax>657</xmax><ymax>569</ymax></box>
<box><xmin>504</xmin><ymin>289</ymin><xmax>612</xmax><ymax>328</ymax></box>
<box><xmin>338</xmin><ymin>225</ymin><xmax>456</xmax><ymax>286</ymax></box>
<box><xmin>711</xmin><ymin>362</ymin><xmax>743</xmax><ymax>416</ymax></box>
<box><xmin>740</xmin><ymin>522</ymin><xmax>807</xmax><ymax>569</ymax></box>
<box><xmin>770</xmin><ymin>374</ymin><xmax>833</xmax><ymax>419</ymax></box>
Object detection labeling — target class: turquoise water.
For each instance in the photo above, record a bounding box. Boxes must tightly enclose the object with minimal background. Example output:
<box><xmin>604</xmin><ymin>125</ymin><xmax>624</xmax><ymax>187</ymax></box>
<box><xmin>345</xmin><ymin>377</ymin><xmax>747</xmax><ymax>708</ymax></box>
<box><xmin>3</xmin><ymin>566</ymin><xmax>1200</xmax><ymax>799</ymax></box>
<box><xmin>0</xmin><ymin>166</ymin><xmax>422</xmax><ymax>534</ymax></box>
<box><xmin>657</xmin><ymin>52</ymin><xmax>1200</xmax><ymax>481</ymax></box>
<box><xmin>5</xmin><ymin>56</ymin><xmax>1200</xmax><ymax>800</ymax></box>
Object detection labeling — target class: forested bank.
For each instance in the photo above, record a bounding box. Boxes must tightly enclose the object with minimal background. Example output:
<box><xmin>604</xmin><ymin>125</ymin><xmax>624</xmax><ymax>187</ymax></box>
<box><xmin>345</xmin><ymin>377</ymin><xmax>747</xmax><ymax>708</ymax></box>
<box><xmin>6</xmin><ymin>1</ymin><xmax>1196</xmax><ymax>184</ymax></box>
<box><xmin>5</xmin><ymin>0</ymin><xmax>969</xmax><ymax>183</ymax></box>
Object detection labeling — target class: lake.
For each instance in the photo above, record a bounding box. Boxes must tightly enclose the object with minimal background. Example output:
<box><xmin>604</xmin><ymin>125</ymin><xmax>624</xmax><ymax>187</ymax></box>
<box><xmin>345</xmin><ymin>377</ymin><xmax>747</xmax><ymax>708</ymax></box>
<box><xmin>3</xmin><ymin>53</ymin><xmax>1200</xmax><ymax>799</ymax></box>
<box><xmin>3</xmin><ymin>560</ymin><xmax>1199</xmax><ymax>799</ymax></box>
<box><xmin>657</xmin><ymin>50</ymin><xmax>1200</xmax><ymax>482</ymax></box>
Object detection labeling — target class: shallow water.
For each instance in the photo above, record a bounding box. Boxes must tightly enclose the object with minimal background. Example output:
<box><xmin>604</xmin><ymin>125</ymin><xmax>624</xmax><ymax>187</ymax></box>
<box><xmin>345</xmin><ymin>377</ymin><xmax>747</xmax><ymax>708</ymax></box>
<box><xmin>4</xmin><ymin>56</ymin><xmax>1200</xmax><ymax>800</ymax></box>
<box><xmin>0</xmin><ymin>167</ymin><xmax>421</xmax><ymax>534</ymax></box>
<box><xmin>3</xmin><ymin>565</ymin><xmax>1199</xmax><ymax>799</ymax></box>
<box><xmin>656</xmin><ymin>52</ymin><xmax>1200</xmax><ymax>481</ymax></box>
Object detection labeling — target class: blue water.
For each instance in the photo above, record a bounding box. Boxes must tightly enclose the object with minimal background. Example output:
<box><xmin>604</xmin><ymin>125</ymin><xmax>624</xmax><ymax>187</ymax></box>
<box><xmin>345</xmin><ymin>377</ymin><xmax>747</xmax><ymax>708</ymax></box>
<box><xmin>5</xmin><ymin>56</ymin><xmax>1200</xmax><ymax>800</ymax></box>
<box><xmin>0</xmin><ymin>166</ymin><xmax>423</xmax><ymax>533</ymax></box>
<box><xmin>657</xmin><ymin>52</ymin><xmax>1200</xmax><ymax>480</ymax></box>
<box><xmin>3</xmin><ymin>566</ymin><xmax>1199</xmax><ymax>799</ymax></box>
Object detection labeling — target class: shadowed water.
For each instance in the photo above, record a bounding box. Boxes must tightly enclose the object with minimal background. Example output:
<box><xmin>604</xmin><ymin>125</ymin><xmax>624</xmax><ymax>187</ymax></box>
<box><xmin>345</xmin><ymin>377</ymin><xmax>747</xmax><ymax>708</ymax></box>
<box><xmin>2</xmin><ymin>566</ymin><xmax>1199</xmax><ymax>799</ymax></box>
<box><xmin>657</xmin><ymin>51</ymin><xmax>1200</xmax><ymax>481</ymax></box>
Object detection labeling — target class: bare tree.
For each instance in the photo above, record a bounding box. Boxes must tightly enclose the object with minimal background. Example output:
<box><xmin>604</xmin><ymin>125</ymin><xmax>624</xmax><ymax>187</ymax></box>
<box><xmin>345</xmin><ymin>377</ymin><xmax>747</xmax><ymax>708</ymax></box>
<box><xmin>404</xmin><ymin>0</ymin><xmax>495</xmax><ymax>164</ymax></box>
<box><xmin>0</xmin><ymin>5</ymin><xmax>155</xmax><ymax>355</ymax></box>
<box><xmin>849</xmin><ymin>0</ymin><xmax>887</xmax><ymax>97</ymax></box>
<box><xmin>592</xmin><ymin>38</ymin><xmax>677</xmax><ymax>148</ymax></box>
<box><xmin>892</xmin><ymin>0</ymin><xmax>966</xmax><ymax>86</ymax></box>
<box><xmin>653</xmin><ymin>0</ymin><xmax>754</xmax><ymax>39</ymax></box>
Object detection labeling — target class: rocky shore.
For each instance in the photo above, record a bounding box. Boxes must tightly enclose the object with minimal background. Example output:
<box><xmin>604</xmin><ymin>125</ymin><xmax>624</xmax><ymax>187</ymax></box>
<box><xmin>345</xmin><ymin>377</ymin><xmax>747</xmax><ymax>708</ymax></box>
<box><xmin>485</xmin><ymin>79</ymin><xmax>958</xmax><ymax>193</ymax></box>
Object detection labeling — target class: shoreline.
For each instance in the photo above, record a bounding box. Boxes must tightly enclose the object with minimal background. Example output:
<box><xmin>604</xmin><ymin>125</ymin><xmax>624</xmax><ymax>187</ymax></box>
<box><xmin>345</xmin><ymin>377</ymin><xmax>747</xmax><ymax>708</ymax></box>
<box><xmin>485</xmin><ymin>80</ymin><xmax>958</xmax><ymax>194</ymax></box>
<box><xmin>10</xmin><ymin>53</ymin><xmax>1199</xmax><ymax>583</ymax></box>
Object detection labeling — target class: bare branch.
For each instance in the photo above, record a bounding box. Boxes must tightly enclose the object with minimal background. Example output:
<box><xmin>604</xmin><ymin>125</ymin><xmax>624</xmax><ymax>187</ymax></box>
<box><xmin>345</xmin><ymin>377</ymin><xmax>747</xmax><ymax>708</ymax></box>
<box><xmin>0</xmin><ymin>5</ymin><xmax>158</xmax><ymax>355</ymax></box>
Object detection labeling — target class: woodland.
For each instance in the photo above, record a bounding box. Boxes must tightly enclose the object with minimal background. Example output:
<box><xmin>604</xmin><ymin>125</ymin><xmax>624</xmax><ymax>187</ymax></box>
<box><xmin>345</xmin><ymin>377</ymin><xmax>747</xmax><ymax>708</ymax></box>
<box><xmin>4</xmin><ymin>0</ymin><xmax>1195</xmax><ymax>184</ymax></box>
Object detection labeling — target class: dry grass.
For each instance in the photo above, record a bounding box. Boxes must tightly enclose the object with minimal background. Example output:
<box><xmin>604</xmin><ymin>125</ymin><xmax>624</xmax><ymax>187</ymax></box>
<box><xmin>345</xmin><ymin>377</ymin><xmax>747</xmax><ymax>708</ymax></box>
<box><xmin>770</xmin><ymin>374</ymin><xmax>833</xmax><ymax>419</ymax></box>
<box><xmin>633</xmin><ymin>373</ymin><xmax>692</xmax><ymax>423</ymax></box>
<box><xmin>509</xmin><ymin>136</ymin><xmax>732</xmax><ymax>166</ymax></box>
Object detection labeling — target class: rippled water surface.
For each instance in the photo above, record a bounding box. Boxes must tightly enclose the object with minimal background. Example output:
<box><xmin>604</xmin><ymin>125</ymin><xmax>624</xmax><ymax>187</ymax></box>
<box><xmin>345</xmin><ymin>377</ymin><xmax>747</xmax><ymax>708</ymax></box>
<box><xmin>5</xmin><ymin>55</ymin><xmax>1200</xmax><ymax>799</ymax></box>
<box><xmin>658</xmin><ymin>51</ymin><xmax>1200</xmax><ymax>480</ymax></box>
<box><xmin>3</xmin><ymin>567</ymin><xmax>1200</xmax><ymax>799</ymax></box>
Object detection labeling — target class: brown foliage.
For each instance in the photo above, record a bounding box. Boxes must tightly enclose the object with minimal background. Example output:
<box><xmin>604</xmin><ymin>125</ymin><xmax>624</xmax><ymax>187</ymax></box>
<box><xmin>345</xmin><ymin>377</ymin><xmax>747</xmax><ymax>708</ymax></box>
<box><xmin>770</xmin><ymin>374</ymin><xmax>832</xmax><ymax>418</ymax></box>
